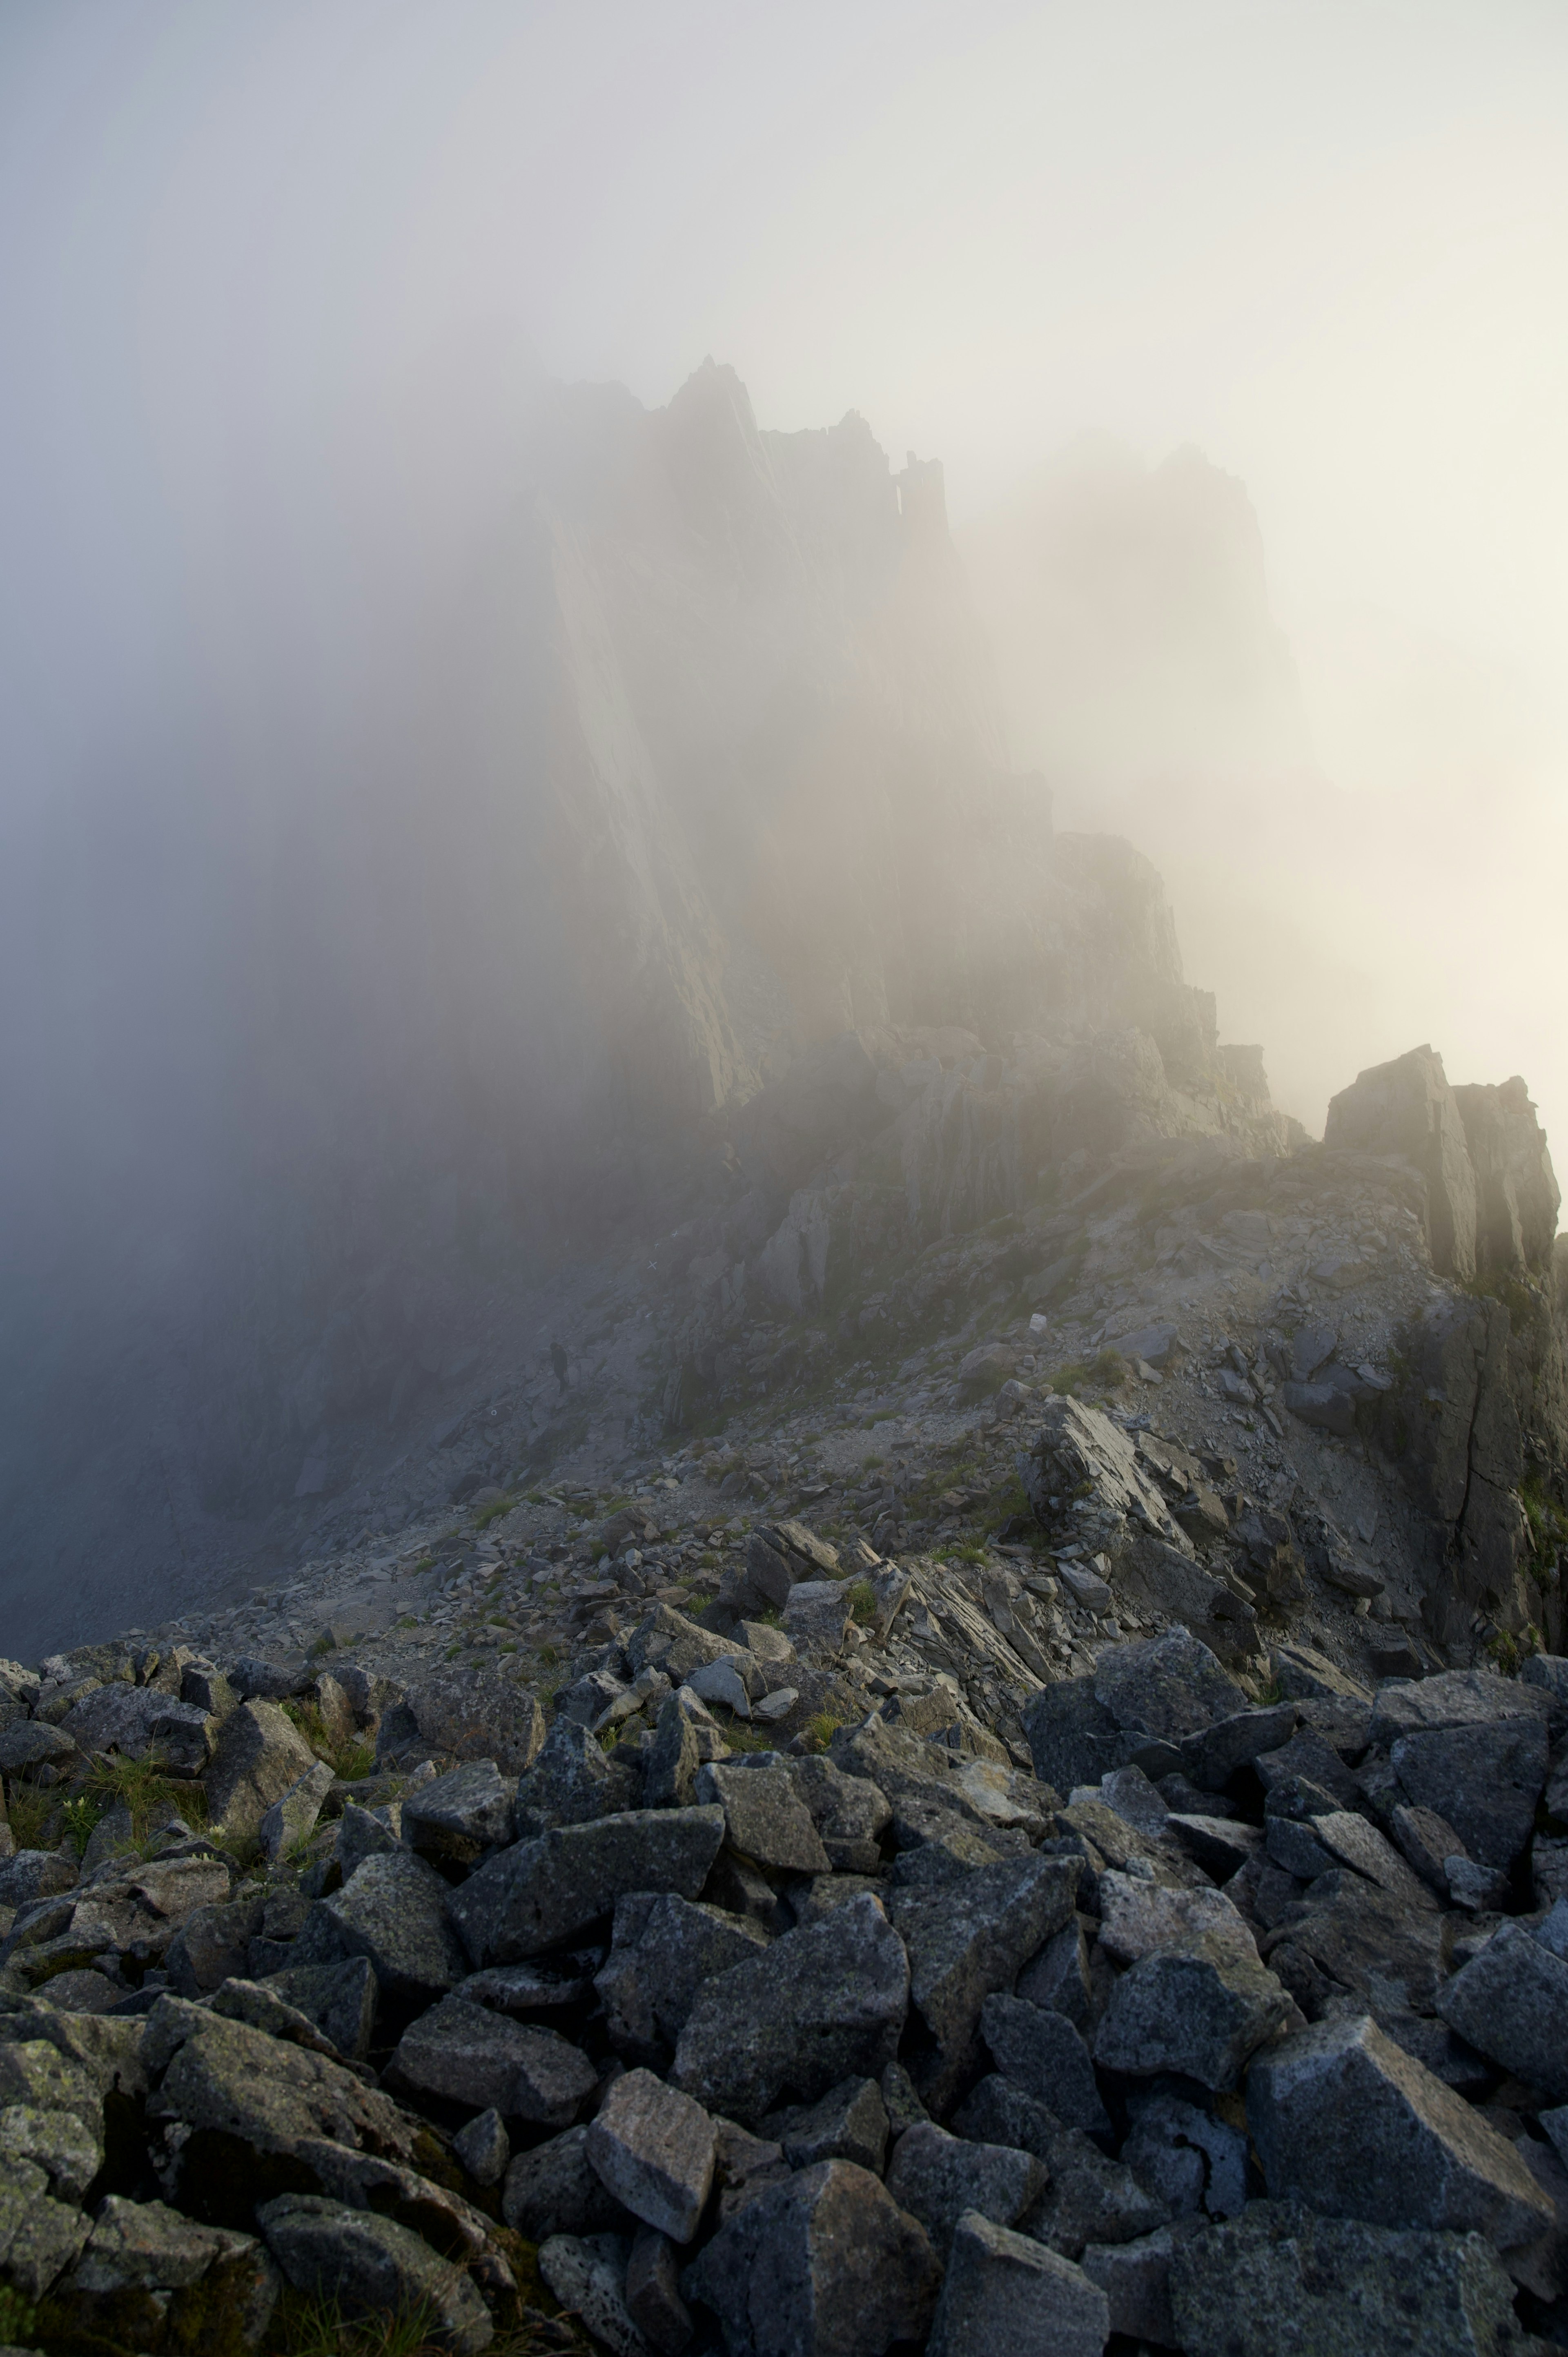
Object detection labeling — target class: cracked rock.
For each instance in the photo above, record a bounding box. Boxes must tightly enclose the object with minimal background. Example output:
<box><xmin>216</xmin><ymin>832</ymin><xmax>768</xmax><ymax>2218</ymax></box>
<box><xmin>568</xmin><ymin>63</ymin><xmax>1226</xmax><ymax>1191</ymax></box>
<box><xmin>258</xmin><ymin>2192</ymin><xmax>493</xmax><ymax>2355</ymax></box>
<box><xmin>760</xmin><ymin>2077</ymin><xmax>889</xmax><ymax>2173</ymax></box>
<box><xmin>1093</xmin><ymin>1937</ymin><xmax>1293</xmax><ymax>2092</ymax></box>
<box><xmin>449</xmin><ymin>1806</ymin><xmax>727</xmax><ymax>1966</ymax></box>
<box><xmin>927</xmin><ymin>2209</ymin><xmax>1110</xmax><ymax>2357</ymax></box>
<box><xmin>883</xmin><ymin>2121</ymin><xmax>1046</xmax><ymax>2258</ymax></box>
<box><xmin>390</xmin><ymin>1994</ymin><xmax>597</xmax><ymax>2127</ymax></box>
<box><xmin>1436</xmin><ymin>1920</ymin><xmax>1568</xmax><ymax>2102</ymax></box>
<box><xmin>695</xmin><ymin>1759</ymin><xmax>831</xmax><ymax>1875</ymax></box>
<box><xmin>980</xmin><ymin>1992</ymin><xmax>1109</xmax><ymax>2135</ymax></box>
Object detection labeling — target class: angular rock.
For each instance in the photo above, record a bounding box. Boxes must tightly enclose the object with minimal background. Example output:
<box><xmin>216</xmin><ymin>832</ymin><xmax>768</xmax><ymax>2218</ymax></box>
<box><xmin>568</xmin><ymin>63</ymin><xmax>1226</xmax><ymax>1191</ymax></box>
<box><xmin>1120</xmin><ymin>2092</ymin><xmax>1247</xmax><ymax>2220</ymax></box>
<box><xmin>452</xmin><ymin>2109</ymin><xmax>510</xmax><ymax>2186</ymax></box>
<box><xmin>1167</xmin><ymin>1814</ymin><xmax>1265</xmax><ymax>1882</ymax></box>
<box><xmin>884</xmin><ymin>2122</ymin><xmax>1046</xmax><ymax>2258</ymax></box>
<box><xmin>335</xmin><ymin>1800</ymin><xmax>403</xmax><ymax>1879</ymax></box>
<box><xmin>627</xmin><ymin>1604</ymin><xmax>750</xmax><ymax>1690</ymax></box>
<box><xmin>1390</xmin><ymin>1716</ymin><xmax>1548</xmax><ymax>1870</ymax></box>
<box><xmin>927</xmin><ymin>2210</ymin><xmax>1109</xmax><ymax>2357</ymax></box>
<box><xmin>783</xmin><ymin>1756</ymin><xmax>890</xmax><ymax>1873</ymax></box>
<box><xmin>203</xmin><ymin>1702</ymin><xmax>318</xmax><ymax>1841</ymax></box>
<box><xmin>695</xmin><ymin>1759</ymin><xmax>831</xmax><ymax>1875</ymax></box>
<box><xmin>264</xmin><ymin>1958</ymin><xmax>379</xmax><ymax>2063</ymax></box>
<box><xmin>596</xmin><ymin>1893</ymin><xmax>771</xmax><ymax>2062</ymax></box>
<box><xmin>1096</xmin><ymin>1871</ymin><xmax>1258</xmax><ymax>1968</ymax></box>
<box><xmin>513</xmin><ymin>1714</ymin><xmax>639</xmax><ymax>1834</ymax></box>
<box><xmin>536</xmin><ymin>2233</ymin><xmax>650</xmax><ymax>2357</ymax></box>
<box><xmin>760</xmin><ymin>2077</ymin><xmax>889</xmax><ymax>2173</ymax></box>
<box><xmin>671</xmin><ymin>1891</ymin><xmax>908</xmax><ymax>2127</ymax></box>
<box><xmin>782</xmin><ymin>1581</ymin><xmax>851</xmax><ymax>1661</ymax></box>
<box><xmin>258</xmin><ymin>2193</ymin><xmax>492</xmax><ymax>2355</ymax></box>
<box><xmin>1179</xmin><ymin>1702</ymin><xmax>1298</xmax><ymax>1791</ymax></box>
<box><xmin>1437</xmin><ymin>1921</ymin><xmax>1568</xmax><ymax>2102</ymax></box>
<box><xmin>449</xmin><ymin>1807</ymin><xmax>726</xmax><ymax>1967</ymax></box>
<box><xmin>207</xmin><ymin>1979</ymin><xmax>340</xmax><ymax>2062</ymax></box>
<box><xmin>258</xmin><ymin>1759</ymin><xmax>336</xmax><ymax>1864</ymax></box>
<box><xmin>681</xmin><ymin>2158</ymin><xmax>940</xmax><ymax>2357</ymax></box>
<box><xmin>309</xmin><ymin>1851</ymin><xmax>468</xmax><ymax>1998</ymax></box>
<box><xmin>1324</xmin><ymin>1044</ymin><xmax>1478</xmax><ymax>1277</ymax></box>
<box><xmin>0</xmin><ymin>2151</ymin><xmax>92</xmax><ymax>2297</ymax></box>
<box><xmin>391</xmin><ymin>1994</ymin><xmax>597</xmax><ymax>2127</ymax></box>
<box><xmin>684</xmin><ymin>1657</ymin><xmax>754</xmax><ymax>1716</ymax></box>
<box><xmin>163</xmin><ymin>1894</ymin><xmax>267</xmax><ymax>1997</ymax></box>
<box><xmin>1016</xmin><ymin>1919</ymin><xmax>1093</xmax><ymax>2029</ymax></box>
<box><xmin>953</xmin><ymin>2076</ymin><xmax>1169</xmax><ymax>2258</ymax></box>
<box><xmin>980</xmin><ymin>1993</ymin><xmax>1109</xmax><ymax>2135</ymax></box>
<box><xmin>1169</xmin><ymin>2197</ymin><xmax>1524</xmax><ymax>2357</ymax></box>
<box><xmin>0</xmin><ymin>1851</ymin><xmax>77</xmax><ymax>1911</ymax></box>
<box><xmin>1080</xmin><ymin>2225</ymin><xmax>1187</xmax><ymax>2348</ymax></box>
<box><xmin>502</xmin><ymin>2124</ymin><xmax>630</xmax><ymax>2241</ymax></box>
<box><xmin>60</xmin><ymin>2193</ymin><xmax>277</xmax><ymax>2350</ymax></box>
<box><xmin>399</xmin><ymin>1660</ymin><xmax>545</xmax><ymax>1775</ymax></box>
<box><xmin>644</xmin><ymin>1694</ymin><xmax>702</xmax><ymax>1809</ymax></box>
<box><xmin>886</xmin><ymin>1853</ymin><xmax>1080</xmax><ymax>2107</ymax></box>
<box><xmin>1368</xmin><ymin>1666</ymin><xmax>1550</xmax><ymax>1747</ymax></box>
<box><xmin>1247</xmin><ymin>2012</ymin><xmax>1554</xmax><ymax>2246</ymax></box>
<box><xmin>587</xmin><ymin>2067</ymin><xmax>716</xmax><ymax>2243</ymax></box>
<box><xmin>1092</xmin><ymin>1627</ymin><xmax>1245</xmax><ymax>1742</ymax></box>
<box><xmin>1094</xmin><ymin>1939</ymin><xmax>1292</xmax><ymax>2093</ymax></box>
<box><xmin>1391</xmin><ymin>1802</ymin><xmax>1470</xmax><ymax>1896</ymax></box>
<box><xmin>0</xmin><ymin>1723</ymin><xmax>78</xmax><ymax>1776</ymax></box>
<box><xmin>401</xmin><ymin>1759</ymin><xmax>516</xmax><ymax>1862</ymax></box>
<box><xmin>626</xmin><ymin>2225</ymin><xmax>694</xmax><ymax>2357</ymax></box>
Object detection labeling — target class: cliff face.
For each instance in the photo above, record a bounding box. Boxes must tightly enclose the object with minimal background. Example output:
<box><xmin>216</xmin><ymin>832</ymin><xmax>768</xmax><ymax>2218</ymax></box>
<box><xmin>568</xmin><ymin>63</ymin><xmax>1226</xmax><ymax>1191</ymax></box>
<box><xmin>0</xmin><ymin>366</ymin><xmax>1312</xmax><ymax>1650</ymax></box>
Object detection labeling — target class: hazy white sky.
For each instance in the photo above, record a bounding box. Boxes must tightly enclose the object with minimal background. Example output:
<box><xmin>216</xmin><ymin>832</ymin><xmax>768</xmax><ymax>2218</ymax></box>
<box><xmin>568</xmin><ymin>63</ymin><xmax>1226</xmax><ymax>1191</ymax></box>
<box><xmin>3</xmin><ymin>0</ymin><xmax>1565</xmax><ymax>1142</ymax></box>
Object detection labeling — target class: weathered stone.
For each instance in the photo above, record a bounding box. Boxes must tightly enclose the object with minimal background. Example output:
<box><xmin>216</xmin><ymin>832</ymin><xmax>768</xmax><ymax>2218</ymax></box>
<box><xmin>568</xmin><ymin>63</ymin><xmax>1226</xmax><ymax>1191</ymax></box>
<box><xmin>684</xmin><ymin>1657</ymin><xmax>754</xmax><ymax>1716</ymax></box>
<box><xmin>587</xmin><ymin>2067</ymin><xmax>716</xmax><ymax>2243</ymax></box>
<box><xmin>927</xmin><ymin>2209</ymin><xmax>1109</xmax><ymax>2357</ymax></box>
<box><xmin>596</xmin><ymin>1894</ymin><xmax>771</xmax><ymax>2062</ymax></box>
<box><xmin>1261</xmin><ymin>1869</ymin><xmax>1448</xmax><ymax>2017</ymax></box>
<box><xmin>401</xmin><ymin>1759</ymin><xmax>515</xmax><ymax>1862</ymax></box>
<box><xmin>626</xmin><ymin>2224</ymin><xmax>693</xmax><ymax>2357</ymax></box>
<box><xmin>1391</xmin><ymin>1802</ymin><xmax>1470</xmax><ymax>1895</ymax></box>
<box><xmin>60</xmin><ymin>1683</ymin><xmax>218</xmax><ymax>1775</ymax></box>
<box><xmin>263</xmin><ymin>1958</ymin><xmax>379</xmax><ymax>2063</ymax></box>
<box><xmin>1368</xmin><ymin>1666</ymin><xmax>1549</xmax><ymax>1748</ymax></box>
<box><xmin>1094</xmin><ymin>1937</ymin><xmax>1291</xmax><ymax>2093</ymax></box>
<box><xmin>0</xmin><ymin>1724</ymin><xmax>78</xmax><ymax>1777</ymax></box>
<box><xmin>163</xmin><ymin>1895</ymin><xmax>267</xmax><ymax>1997</ymax></box>
<box><xmin>399</xmin><ymin>1661</ymin><xmax>544</xmax><ymax>1776</ymax></box>
<box><xmin>451</xmin><ymin>2107</ymin><xmax>509</xmax><ymax>2187</ymax></box>
<box><xmin>59</xmin><ymin>2193</ymin><xmax>277</xmax><ymax>2350</ymax></box>
<box><xmin>1179</xmin><ymin>1702</ymin><xmax>1298</xmax><ymax>1791</ymax></box>
<box><xmin>258</xmin><ymin>2193</ymin><xmax>492</xmax><ymax>2354</ymax></box>
<box><xmin>627</xmin><ymin>1604</ymin><xmax>750</xmax><ymax>1690</ymax></box>
<box><xmin>644</xmin><ymin>1695</ymin><xmax>702</xmax><ymax>1810</ymax></box>
<box><xmin>0</xmin><ymin>2151</ymin><xmax>91</xmax><ymax>2298</ymax></box>
<box><xmin>1120</xmin><ymin>2092</ymin><xmax>1247</xmax><ymax>2220</ymax></box>
<box><xmin>258</xmin><ymin>1760</ymin><xmax>336</xmax><ymax>1864</ymax></box>
<box><xmin>1324</xmin><ymin>1044</ymin><xmax>1478</xmax><ymax>1277</ymax></box>
<box><xmin>449</xmin><ymin>1807</ymin><xmax>726</xmax><ymax>1967</ymax></box>
<box><xmin>1096</xmin><ymin>1871</ymin><xmax>1258</xmax><ymax>1967</ymax></box>
<box><xmin>671</xmin><ymin>1892</ymin><xmax>908</xmax><ymax>2127</ymax></box>
<box><xmin>1021</xmin><ymin>1677</ymin><xmax>1133</xmax><ymax>1797</ymax></box>
<box><xmin>501</xmin><ymin>2124</ymin><xmax>630</xmax><ymax>2240</ymax></box>
<box><xmin>309</xmin><ymin>1851</ymin><xmax>468</xmax><ymax>1998</ymax></box>
<box><xmin>681</xmin><ymin>2158</ymin><xmax>940</xmax><ymax>2357</ymax></box>
<box><xmin>538</xmin><ymin>2232</ymin><xmax>655</xmax><ymax>2357</ymax></box>
<box><xmin>513</xmin><ymin>1714</ymin><xmax>638</xmax><ymax>1833</ymax></box>
<box><xmin>886</xmin><ymin>1853</ymin><xmax>1080</xmax><ymax>2107</ymax></box>
<box><xmin>1080</xmin><ymin>2225</ymin><xmax>1187</xmax><ymax>2347</ymax></box>
<box><xmin>1167</xmin><ymin>1814</ymin><xmax>1265</xmax><ymax>1882</ymax></box>
<box><xmin>204</xmin><ymin>1703</ymin><xmax>319</xmax><ymax>1841</ymax></box>
<box><xmin>1437</xmin><ymin>1921</ymin><xmax>1568</xmax><ymax>2101</ymax></box>
<box><xmin>884</xmin><ymin>2122</ymin><xmax>1046</xmax><ymax>2258</ymax></box>
<box><xmin>1390</xmin><ymin>1716</ymin><xmax>1548</xmax><ymax>1870</ymax></box>
<box><xmin>952</xmin><ymin>2076</ymin><xmax>1169</xmax><ymax>2259</ymax></box>
<box><xmin>334</xmin><ymin>1800</ymin><xmax>402</xmax><ymax>1879</ymax></box>
<box><xmin>391</xmin><ymin>1994</ymin><xmax>596</xmax><ymax>2127</ymax></box>
<box><xmin>1093</xmin><ymin>1626</ymin><xmax>1245</xmax><ymax>1742</ymax></box>
<box><xmin>1169</xmin><ymin>2198</ymin><xmax>1524</xmax><ymax>2357</ymax></box>
<box><xmin>782</xmin><ymin>1756</ymin><xmax>890</xmax><ymax>1873</ymax></box>
<box><xmin>695</xmin><ymin>1759</ymin><xmax>831</xmax><ymax>1874</ymax></box>
<box><xmin>0</xmin><ymin>1851</ymin><xmax>76</xmax><ymax>1913</ymax></box>
<box><xmin>980</xmin><ymin>1994</ymin><xmax>1109</xmax><ymax>2135</ymax></box>
<box><xmin>459</xmin><ymin>1956</ymin><xmax>597</xmax><ymax>2013</ymax></box>
<box><xmin>760</xmin><ymin>2077</ymin><xmax>889</xmax><ymax>2173</ymax></box>
<box><xmin>782</xmin><ymin>1581</ymin><xmax>851</xmax><ymax>1661</ymax></box>
<box><xmin>1247</xmin><ymin>2012</ymin><xmax>1554</xmax><ymax>2246</ymax></box>
<box><xmin>1016</xmin><ymin>1919</ymin><xmax>1093</xmax><ymax>2029</ymax></box>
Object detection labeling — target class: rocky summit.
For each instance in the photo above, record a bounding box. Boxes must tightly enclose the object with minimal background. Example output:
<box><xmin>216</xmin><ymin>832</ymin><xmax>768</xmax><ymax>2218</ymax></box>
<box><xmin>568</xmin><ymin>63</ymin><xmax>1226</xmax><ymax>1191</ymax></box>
<box><xmin>0</xmin><ymin>1026</ymin><xmax>1566</xmax><ymax>2356</ymax></box>
<box><xmin>1</xmin><ymin>377</ymin><xmax>1567</xmax><ymax>2357</ymax></box>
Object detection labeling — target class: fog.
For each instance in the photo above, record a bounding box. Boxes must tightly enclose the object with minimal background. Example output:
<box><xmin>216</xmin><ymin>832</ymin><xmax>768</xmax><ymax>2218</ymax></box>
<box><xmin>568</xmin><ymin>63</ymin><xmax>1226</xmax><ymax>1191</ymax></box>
<box><xmin>2</xmin><ymin>0</ymin><xmax>1564</xmax><ymax>1637</ymax></box>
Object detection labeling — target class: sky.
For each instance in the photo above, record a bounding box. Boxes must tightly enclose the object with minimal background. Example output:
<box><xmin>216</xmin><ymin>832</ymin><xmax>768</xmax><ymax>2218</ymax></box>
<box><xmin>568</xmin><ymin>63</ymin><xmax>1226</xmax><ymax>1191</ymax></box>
<box><xmin>2</xmin><ymin>0</ymin><xmax>1565</xmax><ymax>1149</ymax></box>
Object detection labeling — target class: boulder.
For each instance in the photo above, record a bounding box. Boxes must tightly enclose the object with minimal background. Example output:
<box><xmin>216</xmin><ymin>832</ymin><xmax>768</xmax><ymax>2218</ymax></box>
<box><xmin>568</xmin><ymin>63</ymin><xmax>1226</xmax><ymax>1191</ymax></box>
<box><xmin>681</xmin><ymin>2158</ymin><xmax>940</xmax><ymax>2357</ymax></box>
<box><xmin>501</xmin><ymin>2124</ymin><xmax>630</xmax><ymax>2241</ymax></box>
<box><xmin>257</xmin><ymin>2193</ymin><xmax>492</xmax><ymax>2355</ymax></box>
<box><xmin>57</xmin><ymin>2192</ymin><xmax>277</xmax><ymax>2351</ymax></box>
<box><xmin>1093</xmin><ymin>1939</ymin><xmax>1292</xmax><ymax>2093</ymax></box>
<box><xmin>586</xmin><ymin>2067</ymin><xmax>716</xmax><ymax>2243</ymax></box>
<box><xmin>644</xmin><ymin>1693</ymin><xmax>702</xmax><ymax>1809</ymax></box>
<box><xmin>671</xmin><ymin>1892</ymin><xmax>908</xmax><ymax>2127</ymax></box>
<box><xmin>596</xmin><ymin>1893</ymin><xmax>772</xmax><ymax>2063</ymax></box>
<box><xmin>695</xmin><ymin>1759</ymin><xmax>831</xmax><ymax>1875</ymax></box>
<box><xmin>401</xmin><ymin>1759</ymin><xmax>516</xmax><ymax>1862</ymax></box>
<box><xmin>760</xmin><ymin>2077</ymin><xmax>889</xmax><ymax>2174</ymax></box>
<box><xmin>1168</xmin><ymin>2198</ymin><xmax>1523</xmax><ymax>2357</ymax></box>
<box><xmin>887</xmin><ymin>1853</ymin><xmax>1080</xmax><ymax>2108</ymax></box>
<box><xmin>390</xmin><ymin>1994</ymin><xmax>596</xmax><ymax>2127</ymax></box>
<box><xmin>258</xmin><ymin>1761</ymin><xmax>336</xmax><ymax>1863</ymax></box>
<box><xmin>1120</xmin><ymin>2092</ymin><xmax>1247</xmax><ymax>2221</ymax></box>
<box><xmin>1390</xmin><ymin>1716</ymin><xmax>1548</xmax><ymax>1870</ymax></box>
<box><xmin>451</xmin><ymin>2107</ymin><xmax>509</xmax><ymax>2188</ymax></box>
<box><xmin>307</xmin><ymin>1851</ymin><xmax>468</xmax><ymax>1998</ymax></box>
<box><xmin>448</xmin><ymin>1807</ymin><xmax>727</xmax><ymax>1967</ymax></box>
<box><xmin>784</xmin><ymin>1756</ymin><xmax>891</xmax><ymax>1873</ymax></box>
<box><xmin>1079</xmin><ymin>2225</ymin><xmax>1187</xmax><ymax>2347</ymax></box>
<box><xmin>398</xmin><ymin>1661</ymin><xmax>545</xmax><ymax>1775</ymax></box>
<box><xmin>883</xmin><ymin>2123</ymin><xmax>1046</xmax><ymax>2259</ymax></box>
<box><xmin>952</xmin><ymin>2076</ymin><xmax>1169</xmax><ymax>2258</ymax></box>
<box><xmin>980</xmin><ymin>1994</ymin><xmax>1109</xmax><ymax>2135</ymax></box>
<box><xmin>1247</xmin><ymin>2013</ymin><xmax>1554</xmax><ymax>2246</ymax></box>
<box><xmin>626</xmin><ymin>2225</ymin><xmax>693</xmax><ymax>2357</ymax></box>
<box><xmin>538</xmin><ymin>2233</ymin><xmax>651</xmax><ymax>2357</ymax></box>
<box><xmin>927</xmin><ymin>2210</ymin><xmax>1109</xmax><ymax>2357</ymax></box>
<box><xmin>204</xmin><ymin>1703</ymin><xmax>319</xmax><ymax>1841</ymax></box>
<box><xmin>263</xmin><ymin>1958</ymin><xmax>379</xmax><ymax>2063</ymax></box>
<box><xmin>1436</xmin><ymin>1922</ymin><xmax>1568</xmax><ymax>2102</ymax></box>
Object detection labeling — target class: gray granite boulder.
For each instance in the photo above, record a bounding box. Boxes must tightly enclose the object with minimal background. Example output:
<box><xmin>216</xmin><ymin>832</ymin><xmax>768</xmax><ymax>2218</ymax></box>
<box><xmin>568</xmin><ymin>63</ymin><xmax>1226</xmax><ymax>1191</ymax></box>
<box><xmin>883</xmin><ymin>2122</ymin><xmax>1045</xmax><ymax>2259</ymax></box>
<box><xmin>1436</xmin><ymin>1920</ymin><xmax>1568</xmax><ymax>2101</ymax></box>
<box><xmin>927</xmin><ymin>2210</ymin><xmax>1109</xmax><ymax>2357</ymax></box>
<box><xmin>305</xmin><ymin>1851</ymin><xmax>468</xmax><ymax>1999</ymax></box>
<box><xmin>595</xmin><ymin>1893</ymin><xmax>771</xmax><ymax>2063</ymax></box>
<box><xmin>449</xmin><ymin>1807</ymin><xmax>726</xmax><ymax>1967</ymax></box>
<box><xmin>1093</xmin><ymin>1938</ymin><xmax>1292</xmax><ymax>2092</ymax></box>
<box><xmin>390</xmin><ymin>1994</ymin><xmax>597</xmax><ymax>2127</ymax></box>
<box><xmin>258</xmin><ymin>2192</ymin><xmax>492</xmax><ymax>2354</ymax></box>
<box><xmin>586</xmin><ymin>2066</ymin><xmax>716</xmax><ymax>2243</ymax></box>
<box><xmin>886</xmin><ymin>1853</ymin><xmax>1080</xmax><ymax>2108</ymax></box>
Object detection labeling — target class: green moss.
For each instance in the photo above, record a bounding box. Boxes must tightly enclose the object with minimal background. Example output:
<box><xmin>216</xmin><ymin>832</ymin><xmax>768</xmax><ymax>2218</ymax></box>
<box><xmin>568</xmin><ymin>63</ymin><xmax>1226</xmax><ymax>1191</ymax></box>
<box><xmin>1048</xmin><ymin>1362</ymin><xmax>1089</xmax><ymax>1396</ymax></box>
<box><xmin>798</xmin><ymin>1712</ymin><xmax>844</xmax><ymax>1755</ymax></box>
<box><xmin>474</xmin><ymin>1495</ymin><xmax>516</xmax><ymax>1531</ymax></box>
<box><xmin>6</xmin><ymin>1779</ymin><xmax>56</xmax><ymax>1849</ymax></box>
<box><xmin>846</xmin><ymin>1579</ymin><xmax>877</xmax><ymax>1626</ymax></box>
<box><xmin>80</xmin><ymin>1753</ymin><xmax>209</xmax><ymax>1845</ymax></box>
